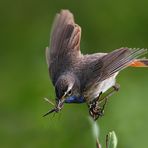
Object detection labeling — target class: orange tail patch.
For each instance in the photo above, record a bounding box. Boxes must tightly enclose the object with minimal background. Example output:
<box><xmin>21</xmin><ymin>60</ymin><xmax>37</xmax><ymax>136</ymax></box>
<box><xmin>129</xmin><ymin>59</ymin><xmax>148</xmax><ymax>67</ymax></box>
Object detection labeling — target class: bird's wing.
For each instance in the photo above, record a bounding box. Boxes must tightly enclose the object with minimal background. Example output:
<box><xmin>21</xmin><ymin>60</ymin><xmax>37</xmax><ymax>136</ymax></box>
<box><xmin>82</xmin><ymin>48</ymin><xmax>147</xmax><ymax>90</ymax></box>
<box><xmin>46</xmin><ymin>10</ymin><xmax>81</xmax><ymax>85</ymax></box>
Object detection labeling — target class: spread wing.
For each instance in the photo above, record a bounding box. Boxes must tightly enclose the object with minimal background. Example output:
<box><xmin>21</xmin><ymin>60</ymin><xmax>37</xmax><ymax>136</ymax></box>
<box><xmin>83</xmin><ymin>47</ymin><xmax>147</xmax><ymax>89</ymax></box>
<box><xmin>46</xmin><ymin>10</ymin><xmax>81</xmax><ymax>85</ymax></box>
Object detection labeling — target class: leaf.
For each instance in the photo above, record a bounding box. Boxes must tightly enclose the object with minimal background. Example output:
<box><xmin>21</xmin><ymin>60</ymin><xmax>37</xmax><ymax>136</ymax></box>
<box><xmin>106</xmin><ymin>131</ymin><xmax>118</xmax><ymax>148</ymax></box>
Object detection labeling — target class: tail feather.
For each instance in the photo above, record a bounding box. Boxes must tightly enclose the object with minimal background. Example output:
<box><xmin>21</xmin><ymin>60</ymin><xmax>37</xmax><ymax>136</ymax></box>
<box><xmin>129</xmin><ymin>59</ymin><xmax>148</xmax><ymax>67</ymax></box>
<box><xmin>99</xmin><ymin>48</ymin><xmax>147</xmax><ymax>81</ymax></box>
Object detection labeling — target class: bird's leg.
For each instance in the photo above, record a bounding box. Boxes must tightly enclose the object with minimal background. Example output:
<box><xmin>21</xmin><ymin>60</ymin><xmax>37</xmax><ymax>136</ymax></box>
<box><xmin>99</xmin><ymin>83</ymin><xmax>120</xmax><ymax>105</ymax></box>
<box><xmin>89</xmin><ymin>83</ymin><xmax>120</xmax><ymax>120</ymax></box>
<box><xmin>88</xmin><ymin>92</ymin><xmax>103</xmax><ymax>120</ymax></box>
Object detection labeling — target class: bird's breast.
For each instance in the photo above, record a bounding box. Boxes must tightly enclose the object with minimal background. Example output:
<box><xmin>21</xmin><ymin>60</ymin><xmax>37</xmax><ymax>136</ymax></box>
<box><xmin>83</xmin><ymin>73</ymin><xmax>118</xmax><ymax>102</ymax></box>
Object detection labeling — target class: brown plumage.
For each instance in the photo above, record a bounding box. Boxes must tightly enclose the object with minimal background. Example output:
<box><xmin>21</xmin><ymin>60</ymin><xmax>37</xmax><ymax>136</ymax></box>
<box><xmin>44</xmin><ymin>10</ymin><xmax>148</xmax><ymax>119</ymax></box>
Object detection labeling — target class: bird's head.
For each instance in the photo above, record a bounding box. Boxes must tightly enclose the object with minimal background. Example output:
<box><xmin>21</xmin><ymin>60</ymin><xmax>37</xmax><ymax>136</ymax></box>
<box><xmin>55</xmin><ymin>75</ymin><xmax>74</xmax><ymax>109</ymax></box>
<box><xmin>43</xmin><ymin>74</ymin><xmax>80</xmax><ymax>117</ymax></box>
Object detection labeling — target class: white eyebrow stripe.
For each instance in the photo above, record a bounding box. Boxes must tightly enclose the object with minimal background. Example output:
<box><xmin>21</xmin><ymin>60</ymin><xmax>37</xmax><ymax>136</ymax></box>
<box><xmin>64</xmin><ymin>84</ymin><xmax>73</xmax><ymax>96</ymax></box>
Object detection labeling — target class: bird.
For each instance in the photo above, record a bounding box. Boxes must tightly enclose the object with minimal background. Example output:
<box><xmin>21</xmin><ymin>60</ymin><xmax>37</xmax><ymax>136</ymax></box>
<box><xmin>43</xmin><ymin>9</ymin><xmax>148</xmax><ymax>120</ymax></box>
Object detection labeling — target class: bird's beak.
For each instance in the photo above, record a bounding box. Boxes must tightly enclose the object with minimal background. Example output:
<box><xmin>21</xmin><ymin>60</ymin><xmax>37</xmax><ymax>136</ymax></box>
<box><xmin>56</xmin><ymin>99</ymin><xmax>64</xmax><ymax>109</ymax></box>
<box><xmin>43</xmin><ymin>98</ymin><xmax>65</xmax><ymax>117</ymax></box>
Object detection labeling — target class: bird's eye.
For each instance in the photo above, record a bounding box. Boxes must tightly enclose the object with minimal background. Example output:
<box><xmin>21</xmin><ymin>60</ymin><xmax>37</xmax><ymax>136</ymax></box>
<box><xmin>67</xmin><ymin>90</ymin><xmax>72</xmax><ymax>96</ymax></box>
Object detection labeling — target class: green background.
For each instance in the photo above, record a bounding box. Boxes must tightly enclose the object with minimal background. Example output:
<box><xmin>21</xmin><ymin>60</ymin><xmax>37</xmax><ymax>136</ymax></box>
<box><xmin>1</xmin><ymin>0</ymin><xmax>148</xmax><ymax>147</ymax></box>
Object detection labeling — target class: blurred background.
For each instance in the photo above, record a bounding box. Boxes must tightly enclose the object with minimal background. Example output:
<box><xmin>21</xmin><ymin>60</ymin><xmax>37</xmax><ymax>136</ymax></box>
<box><xmin>0</xmin><ymin>0</ymin><xmax>148</xmax><ymax>147</ymax></box>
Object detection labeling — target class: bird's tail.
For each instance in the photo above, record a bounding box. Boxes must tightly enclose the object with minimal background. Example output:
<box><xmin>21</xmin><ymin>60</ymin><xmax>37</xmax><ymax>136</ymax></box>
<box><xmin>129</xmin><ymin>59</ymin><xmax>148</xmax><ymax>67</ymax></box>
<box><xmin>98</xmin><ymin>48</ymin><xmax>148</xmax><ymax>82</ymax></box>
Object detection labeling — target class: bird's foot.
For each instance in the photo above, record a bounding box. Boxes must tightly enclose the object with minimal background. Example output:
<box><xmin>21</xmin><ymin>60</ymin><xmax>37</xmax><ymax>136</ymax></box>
<box><xmin>88</xmin><ymin>83</ymin><xmax>120</xmax><ymax>120</ymax></box>
<box><xmin>89</xmin><ymin>100</ymin><xmax>104</xmax><ymax>121</ymax></box>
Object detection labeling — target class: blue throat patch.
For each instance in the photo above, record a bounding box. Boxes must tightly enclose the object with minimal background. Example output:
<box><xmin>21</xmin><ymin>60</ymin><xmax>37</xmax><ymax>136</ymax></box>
<box><xmin>64</xmin><ymin>96</ymin><xmax>85</xmax><ymax>103</ymax></box>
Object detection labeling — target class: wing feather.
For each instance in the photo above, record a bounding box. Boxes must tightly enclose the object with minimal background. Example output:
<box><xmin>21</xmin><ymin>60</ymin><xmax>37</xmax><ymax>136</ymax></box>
<box><xmin>46</xmin><ymin>10</ymin><xmax>82</xmax><ymax>84</ymax></box>
<box><xmin>84</xmin><ymin>48</ymin><xmax>147</xmax><ymax>89</ymax></box>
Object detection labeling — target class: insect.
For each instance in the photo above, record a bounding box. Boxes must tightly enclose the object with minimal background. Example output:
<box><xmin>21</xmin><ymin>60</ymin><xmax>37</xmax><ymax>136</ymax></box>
<box><xmin>43</xmin><ymin>10</ymin><xmax>148</xmax><ymax>120</ymax></box>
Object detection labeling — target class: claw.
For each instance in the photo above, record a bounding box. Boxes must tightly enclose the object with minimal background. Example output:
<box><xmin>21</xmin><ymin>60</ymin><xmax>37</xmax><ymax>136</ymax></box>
<box><xmin>89</xmin><ymin>101</ymin><xmax>104</xmax><ymax>120</ymax></box>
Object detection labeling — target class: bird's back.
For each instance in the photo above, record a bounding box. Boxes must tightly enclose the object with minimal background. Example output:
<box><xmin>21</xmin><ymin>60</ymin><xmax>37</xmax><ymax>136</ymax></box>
<box><xmin>72</xmin><ymin>53</ymin><xmax>117</xmax><ymax>102</ymax></box>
